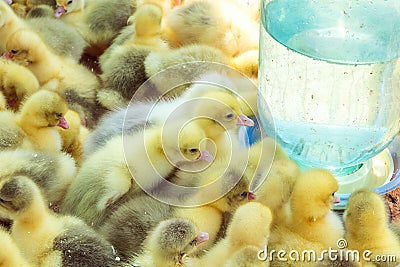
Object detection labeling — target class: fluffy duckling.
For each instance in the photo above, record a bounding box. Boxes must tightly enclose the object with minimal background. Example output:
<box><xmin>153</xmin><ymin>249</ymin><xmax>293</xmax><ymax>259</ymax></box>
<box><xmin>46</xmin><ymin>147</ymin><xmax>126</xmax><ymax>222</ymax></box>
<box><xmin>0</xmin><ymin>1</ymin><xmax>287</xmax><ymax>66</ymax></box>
<box><xmin>52</xmin><ymin>222</ymin><xmax>120</xmax><ymax>267</ymax></box>
<box><xmin>200</xmin><ymin>169</ymin><xmax>256</xmax><ymax>213</ymax></box>
<box><xmin>178</xmin><ymin>92</ymin><xmax>253</xmax><ymax>141</ymax></box>
<box><xmin>61</xmin><ymin>119</ymin><xmax>212</xmax><ymax>227</ymax></box>
<box><xmin>0</xmin><ymin>227</ymin><xmax>31</xmax><ymax>267</ymax></box>
<box><xmin>173</xmin><ymin>116</ymin><xmax>257</xmax><ymax>190</ymax></box>
<box><xmin>54</xmin><ymin>0</ymin><xmax>87</xmax><ymax>18</ymax></box>
<box><xmin>122</xmin><ymin>0</ymin><xmax>175</xmax><ymax>44</ymax></box>
<box><xmin>98</xmin><ymin>155</ymin><xmax>256</xmax><ymax>260</ymax></box>
<box><xmin>132</xmin><ymin>218</ymin><xmax>209</xmax><ymax>267</ymax></box>
<box><xmin>98</xmin><ymin>44</ymin><xmax>230</xmax><ymax>110</ymax></box>
<box><xmin>344</xmin><ymin>190</ymin><xmax>400</xmax><ymax>266</ymax></box>
<box><xmin>98</xmin><ymin>0</ymin><xmax>169</xmax><ymax>66</ymax></box>
<box><xmin>255</xmin><ymin>159</ymin><xmax>300</xmax><ymax>225</ymax></box>
<box><xmin>0</xmin><ymin>0</ymin><xmax>85</xmax><ymax>61</ymax></box>
<box><xmin>15</xmin><ymin>90</ymin><xmax>69</xmax><ymax>154</ymax></box>
<box><xmin>83</xmin><ymin>0</ymin><xmax>136</xmax><ymax>50</ymax></box>
<box><xmin>163</xmin><ymin>0</ymin><xmax>259</xmax><ymax>57</ymax></box>
<box><xmin>0</xmin><ymin>0</ymin><xmax>25</xmax><ymax>53</ymax></box>
<box><xmin>282</xmin><ymin>169</ymin><xmax>344</xmax><ymax>248</ymax></box>
<box><xmin>5</xmin><ymin>29</ymin><xmax>100</xmax><ymax>125</ymax></box>
<box><xmin>0</xmin><ymin>149</ymin><xmax>76</xmax><ymax>212</ymax></box>
<box><xmin>5</xmin><ymin>28</ymin><xmax>98</xmax><ymax>94</ymax></box>
<box><xmin>188</xmin><ymin>202</ymin><xmax>272</xmax><ymax>267</ymax></box>
<box><xmin>125</xmin><ymin>3</ymin><xmax>168</xmax><ymax>50</ymax></box>
<box><xmin>0</xmin><ymin>90</ymin><xmax>69</xmax><ymax>153</ymax></box>
<box><xmin>153</xmin><ymin>115</ymin><xmax>259</xmax><ymax>249</ymax></box>
<box><xmin>173</xmin><ymin>165</ymin><xmax>257</xmax><ymax>255</ymax></box>
<box><xmin>0</xmin><ymin>175</ymin><xmax>120</xmax><ymax>266</ymax></box>
<box><xmin>97</xmin><ymin>44</ymin><xmax>152</xmax><ymax>110</ymax></box>
<box><xmin>97</xmin><ymin>2</ymin><xmax>169</xmax><ymax>109</ymax></box>
<box><xmin>88</xmin><ymin>75</ymin><xmax>253</xmax><ymax>155</ymax></box>
<box><xmin>172</xmin><ymin>205</ymin><xmax>223</xmax><ymax>256</ymax></box>
<box><xmin>58</xmin><ymin>109</ymin><xmax>89</xmax><ymax>166</ymax></box>
<box><xmin>0</xmin><ymin>58</ymin><xmax>40</xmax><ymax>111</ymax></box>
<box><xmin>26</xmin><ymin>7</ymin><xmax>88</xmax><ymax>62</ymax></box>
<box><xmin>55</xmin><ymin>0</ymin><xmax>135</xmax><ymax>54</ymax></box>
<box><xmin>163</xmin><ymin>0</ymin><xmax>259</xmax><ymax>77</ymax></box>
<box><xmin>61</xmin><ymin>133</ymin><xmax>131</xmax><ymax>227</ymax></box>
<box><xmin>147</xmin><ymin>72</ymin><xmax>255</xmax><ymax>137</ymax></box>
<box><xmin>98</xmin><ymin>195</ymin><xmax>173</xmax><ymax>261</ymax></box>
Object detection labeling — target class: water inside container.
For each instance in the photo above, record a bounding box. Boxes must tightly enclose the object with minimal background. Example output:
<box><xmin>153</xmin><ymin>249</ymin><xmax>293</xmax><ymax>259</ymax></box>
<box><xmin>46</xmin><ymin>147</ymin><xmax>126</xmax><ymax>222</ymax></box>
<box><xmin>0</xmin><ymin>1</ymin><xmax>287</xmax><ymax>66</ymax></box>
<box><xmin>258</xmin><ymin>0</ymin><xmax>400</xmax><ymax>174</ymax></box>
<box><xmin>274</xmin><ymin>120</ymin><xmax>387</xmax><ymax>169</ymax></box>
<box><xmin>263</xmin><ymin>0</ymin><xmax>400</xmax><ymax>64</ymax></box>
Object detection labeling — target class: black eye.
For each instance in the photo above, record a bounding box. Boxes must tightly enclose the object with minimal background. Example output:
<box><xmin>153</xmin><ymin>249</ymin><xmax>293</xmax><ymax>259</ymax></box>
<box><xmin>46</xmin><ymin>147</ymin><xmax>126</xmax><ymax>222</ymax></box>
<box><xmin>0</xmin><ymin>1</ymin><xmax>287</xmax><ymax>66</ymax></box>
<box><xmin>189</xmin><ymin>148</ymin><xmax>199</xmax><ymax>154</ymax></box>
<box><xmin>225</xmin><ymin>113</ymin><xmax>234</xmax><ymax>120</ymax></box>
<box><xmin>10</xmin><ymin>49</ymin><xmax>18</xmax><ymax>54</ymax></box>
<box><xmin>239</xmin><ymin>191</ymin><xmax>248</xmax><ymax>198</ymax></box>
<box><xmin>56</xmin><ymin>113</ymin><xmax>62</xmax><ymax>118</ymax></box>
<box><xmin>67</xmin><ymin>0</ymin><xmax>73</xmax><ymax>4</ymax></box>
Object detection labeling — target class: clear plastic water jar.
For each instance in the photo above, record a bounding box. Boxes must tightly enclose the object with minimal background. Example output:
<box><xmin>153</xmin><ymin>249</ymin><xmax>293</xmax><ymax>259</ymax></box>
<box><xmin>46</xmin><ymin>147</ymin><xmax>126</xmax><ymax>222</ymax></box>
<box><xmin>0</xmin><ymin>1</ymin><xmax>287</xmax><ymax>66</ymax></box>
<box><xmin>258</xmin><ymin>0</ymin><xmax>400</xmax><ymax>176</ymax></box>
